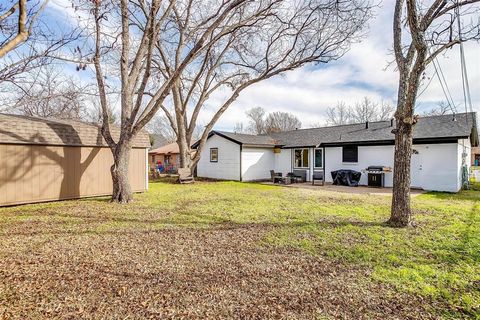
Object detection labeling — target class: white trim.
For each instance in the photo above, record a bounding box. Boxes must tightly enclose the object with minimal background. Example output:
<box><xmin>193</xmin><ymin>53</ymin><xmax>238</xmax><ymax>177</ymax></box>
<box><xmin>293</xmin><ymin>148</ymin><xmax>310</xmax><ymax>169</ymax></box>
<box><xmin>314</xmin><ymin>148</ymin><xmax>323</xmax><ymax>169</ymax></box>
<box><xmin>145</xmin><ymin>148</ymin><xmax>149</xmax><ymax>191</ymax></box>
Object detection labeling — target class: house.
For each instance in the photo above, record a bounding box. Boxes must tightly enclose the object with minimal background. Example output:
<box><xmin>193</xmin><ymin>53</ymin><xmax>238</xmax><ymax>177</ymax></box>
<box><xmin>195</xmin><ymin>113</ymin><xmax>478</xmax><ymax>192</ymax></box>
<box><xmin>472</xmin><ymin>147</ymin><xmax>480</xmax><ymax>166</ymax></box>
<box><xmin>0</xmin><ymin>114</ymin><xmax>150</xmax><ymax>206</ymax></box>
<box><xmin>149</xmin><ymin>142</ymin><xmax>180</xmax><ymax>172</ymax></box>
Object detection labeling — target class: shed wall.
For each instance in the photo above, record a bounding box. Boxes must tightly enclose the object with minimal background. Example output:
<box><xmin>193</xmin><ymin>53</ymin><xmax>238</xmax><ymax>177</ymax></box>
<box><xmin>0</xmin><ymin>145</ymin><xmax>147</xmax><ymax>206</ymax></box>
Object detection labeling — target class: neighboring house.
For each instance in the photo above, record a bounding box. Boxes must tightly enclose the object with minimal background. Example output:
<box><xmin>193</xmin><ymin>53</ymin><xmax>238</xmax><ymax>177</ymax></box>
<box><xmin>194</xmin><ymin>113</ymin><xmax>478</xmax><ymax>192</ymax></box>
<box><xmin>472</xmin><ymin>147</ymin><xmax>480</xmax><ymax>166</ymax></box>
<box><xmin>149</xmin><ymin>142</ymin><xmax>180</xmax><ymax>171</ymax></box>
<box><xmin>0</xmin><ymin>114</ymin><xmax>150</xmax><ymax>206</ymax></box>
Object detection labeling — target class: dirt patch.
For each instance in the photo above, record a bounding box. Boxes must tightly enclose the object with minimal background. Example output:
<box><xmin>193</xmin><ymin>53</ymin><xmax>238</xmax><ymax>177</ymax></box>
<box><xmin>1</xmin><ymin>224</ymin><xmax>436</xmax><ymax>319</ymax></box>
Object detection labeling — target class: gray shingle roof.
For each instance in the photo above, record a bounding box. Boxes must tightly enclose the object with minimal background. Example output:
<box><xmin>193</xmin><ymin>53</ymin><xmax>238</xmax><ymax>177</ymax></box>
<box><xmin>214</xmin><ymin>131</ymin><xmax>278</xmax><ymax>146</ymax></box>
<box><xmin>0</xmin><ymin>113</ymin><xmax>150</xmax><ymax>148</ymax></box>
<box><xmin>208</xmin><ymin>113</ymin><xmax>478</xmax><ymax>148</ymax></box>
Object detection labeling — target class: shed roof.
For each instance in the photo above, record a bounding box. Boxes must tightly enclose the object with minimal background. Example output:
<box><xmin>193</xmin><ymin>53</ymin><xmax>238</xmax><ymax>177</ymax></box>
<box><xmin>0</xmin><ymin>113</ymin><xmax>150</xmax><ymax>148</ymax></box>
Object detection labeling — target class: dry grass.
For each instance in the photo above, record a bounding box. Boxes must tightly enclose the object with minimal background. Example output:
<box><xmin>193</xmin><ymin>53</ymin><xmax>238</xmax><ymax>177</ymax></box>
<box><xmin>0</xmin><ymin>180</ymin><xmax>478</xmax><ymax>319</ymax></box>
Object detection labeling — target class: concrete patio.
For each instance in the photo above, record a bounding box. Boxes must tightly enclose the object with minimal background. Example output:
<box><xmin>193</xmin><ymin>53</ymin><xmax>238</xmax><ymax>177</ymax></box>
<box><xmin>260</xmin><ymin>181</ymin><xmax>426</xmax><ymax>197</ymax></box>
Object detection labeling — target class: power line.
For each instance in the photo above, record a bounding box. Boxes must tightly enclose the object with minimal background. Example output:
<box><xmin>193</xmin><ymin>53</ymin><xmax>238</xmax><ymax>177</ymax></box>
<box><xmin>429</xmin><ymin>51</ymin><xmax>457</xmax><ymax>114</ymax></box>
<box><xmin>454</xmin><ymin>2</ymin><xmax>474</xmax><ymax>121</ymax></box>
<box><xmin>417</xmin><ymin>69</ymin><xmax>437</xmax><ymax>99</ymax></box>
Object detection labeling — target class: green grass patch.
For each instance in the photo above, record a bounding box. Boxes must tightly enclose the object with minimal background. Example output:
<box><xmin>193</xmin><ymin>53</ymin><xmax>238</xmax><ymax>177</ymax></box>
<box><xmin>0</xmin><ymin>179</ymin><xmax>478</xmax><ymax>317</ymax></box>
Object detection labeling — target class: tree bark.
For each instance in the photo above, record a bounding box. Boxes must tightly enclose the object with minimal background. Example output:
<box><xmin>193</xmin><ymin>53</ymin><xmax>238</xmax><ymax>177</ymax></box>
<box><xmin>110</xmin><ymin>144</ymin><xmax>133</xmax><ymax>203</ymax></box>
<box><xmin>389</xmin><ymin>115</ymin><xmax>414</xmax><ymax>227</ymax></box>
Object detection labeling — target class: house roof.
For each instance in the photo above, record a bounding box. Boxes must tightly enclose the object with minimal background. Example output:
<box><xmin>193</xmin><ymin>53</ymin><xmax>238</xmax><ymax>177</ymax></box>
<box><xmin>215</xmin><ymin>131</ymin><xmax>278</xmax><ymax>146</ymax></box>
<box><xmin>150</xmin><ymin>134</ymin><xmax>169</xmax><ymax>149</ymax></box>
<box><xmin>198</xmin><ymin>112</ymin><xmax>478</xmax><ymax>148</ymax></box>
<box><xmin>270</xmin><ymin>112</ymin><xmax>477</xmax><ymax>147</ymax></box>
<box><xmin>149</xmin><ymin>142</ymin><xmax>180</xmax><ymax>155</ymax></box>
<box><xmin>0</xmin><ymin>113</ymin><xmax>150</xmax><ymax>148</ymax></box>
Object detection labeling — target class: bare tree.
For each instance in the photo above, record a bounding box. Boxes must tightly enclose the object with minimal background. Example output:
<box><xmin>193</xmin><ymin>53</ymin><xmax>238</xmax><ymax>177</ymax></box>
<box><xmin>10</xmin><ymin>66</ymin><xmax>92</xmax><ymax>119</ymax></box>
<box><xmin>1</xmin><ymin>1</ymin><xmax>83</xmax><ymax>113</ymax></box>
<box><xmin>389</xmin><ymin>0</ymin><xmax>480</xmax><ymax>227</ymax></box>
<box><xmin>72</xmin><ymin>0</ymin><xmax>266</xmax><ymax>202</ymax></box>
<box><xmin>246</xmin><ymin>106</ymin><xmax>267</xmax><ymax>134</ymax></box>
<box><xmin>264</xmin><ymin>111</ymin><xmax>302</xmax><ymax>133</ymax></box>
<box><xmin>325</xmin><ymin>98</ymin><xmax>394</xmax><ymax>125</ymax></box>
<box><xmin>233</xmin><ymin>122</ymin><xmax>246</xmax><ymax>134</ymax></box>
<box><xmin>349</xmin><ymin>97</ymin><xmax>378</xmax><ymax>123</ymax></box>
<box><xmin>147</xmin><ymin>114</ymin><xmax>177</xmax><ymax>143</ymax></box>
<box><xmin>422</xmin><ymin>101</ymin><xmax>451</xmax><ymax>116</ymax></box>
<box><xmin>155</xmin><ymin>0</ymin><xmax>374</xmax><ymax>176</ymax></box>
<box><xmin>325</xmin><ymin>102</ymin><xmax>351</xmax><ymax>125</ymax></box>
<box><xmin>0</xmin><ymin>0</ymin><xmax>48</xmax><ymax>57</ymax></box>
<box><xmin>378</xmin><ymin>100</ymin><xmax>396</xmax><ymax>121</ymax></box>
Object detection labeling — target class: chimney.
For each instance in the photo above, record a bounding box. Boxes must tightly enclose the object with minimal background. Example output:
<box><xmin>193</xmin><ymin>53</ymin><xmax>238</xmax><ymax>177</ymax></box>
<box><xmin>390</xmin><ymin>118</ymin><xmax>394</xmax><ymax>127</ymax></box>
<box><xmin>365</xmin><ymin>121</ymin><xmax>369</xmax><ymax>129</ymax></box>
<box><xmin>452</xmin><ymin>113</ymin><xmax>456</xmax><ymax>121</ymax></box>
<box><xmin>295</xmin><ymin>127</ymin><xmax>298</xmax><ymax>130</ymax></box>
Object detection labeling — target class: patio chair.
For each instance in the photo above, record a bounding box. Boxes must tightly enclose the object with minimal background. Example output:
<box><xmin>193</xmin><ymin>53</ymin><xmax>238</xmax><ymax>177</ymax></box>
<box><xmin>287</xmin><ymin>172</ymin><xmax>301</xmax><ymax>183</ymax></box>
<box><xmin>312</xmin><ymin>171</ymin><xmax>324</xmax><ymax>186</ymax></box>
<box><xmin>270</xmin><ymin>170</ymin><xmax>283</xmax><ymax>184</ymax></box>
<box><xmin>292</xmin><ymin>170</ymin><xmax>307</xmax><ymax>183</ymax></box>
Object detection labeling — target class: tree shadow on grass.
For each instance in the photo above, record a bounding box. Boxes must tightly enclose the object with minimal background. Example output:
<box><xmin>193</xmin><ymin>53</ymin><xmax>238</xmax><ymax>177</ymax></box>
<box><xmin>0</xmin><ymin>212</ymin><xmax>387</xmax><ymax>237</ymax></box>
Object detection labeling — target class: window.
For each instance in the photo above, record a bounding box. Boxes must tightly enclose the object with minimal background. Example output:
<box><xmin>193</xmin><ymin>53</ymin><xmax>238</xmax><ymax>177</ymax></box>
<box><xmin>294</xmin><ymin>148</ymin><xmax>309</xmax><ymax>168</ymax></box>
<box><xmin>314</xmin><ymin>148</ymin><xmax>323</xmax><ymax>168</ymax></box>
<box><xmin>342</xmin><ymin>146</ymin><xmax>358</xmax><ymax>163</ymax></box>
<box><xmin>210</xmin><ymin>148</ymin><xmax>218</xmax><ymax>162</ymax></box>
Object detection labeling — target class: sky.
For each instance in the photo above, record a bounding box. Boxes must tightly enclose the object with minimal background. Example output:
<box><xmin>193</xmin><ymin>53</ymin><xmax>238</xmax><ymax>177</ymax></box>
<box><xmin>205</xmin><ymin>0</ymin><xmax>480</xmax><ymax>131</ymax></box>
<box><xmin>44</xmin><ymin>0</ymin><xmax>480</xmax><ymax>131</ymax></box>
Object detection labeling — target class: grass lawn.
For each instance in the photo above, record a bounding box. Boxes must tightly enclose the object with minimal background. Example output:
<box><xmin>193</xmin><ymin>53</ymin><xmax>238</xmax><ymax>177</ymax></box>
<box><xmin>0</xmin><ymin>180</ymin><xmax>478</xmax><ymax>319</ymax></box>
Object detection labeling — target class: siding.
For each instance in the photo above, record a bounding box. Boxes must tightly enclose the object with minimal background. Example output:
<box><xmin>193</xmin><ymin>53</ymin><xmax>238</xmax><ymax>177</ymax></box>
<box><xmin>324</xmin><ymin>143</ymin><xmax>461</xmax><ymax>192</ymax></box>
<box><xmin>457</xmin><ymin>138</ymin><xmax>471</xmax><ymax>190</ymax></box>
<box><xmin>0</xmin><ymin>145</ymin><xmax>147</xmax><ymax>206</ymax></box>
<box><xmin>274</xmin><ymin>148</ymin><xmax>292</xmax><ymax>177</ymax></box>
<box><xmin>241</xmin><ymin>147</ymin><xmax>275</xmax><ymax>181</ymax></box>
<box><xmin>197</xmin><ymin>135</ymin><xmax>240</xmax><ymax>180</ymax></box>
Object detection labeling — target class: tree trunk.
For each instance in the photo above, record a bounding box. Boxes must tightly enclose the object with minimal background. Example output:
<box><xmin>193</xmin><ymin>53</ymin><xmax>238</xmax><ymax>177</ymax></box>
<box><xmin>111</xmin><ymin>144</ymin><xmax>133</xmax><ymax>203</ymax></box>
<box><xmin>388</xmin><ymin>112</ymin><xmax>414</xmax><ymax>227</ymax></box>
<box><xmin>176</xmin><ymin>109</ymin><xmax>196</xmax><ymax>179</ymax></box>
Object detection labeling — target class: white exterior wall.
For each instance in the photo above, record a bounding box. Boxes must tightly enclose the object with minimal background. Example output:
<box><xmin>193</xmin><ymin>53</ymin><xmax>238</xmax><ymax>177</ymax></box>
<box><xmin>324</xmin><ymin>146</ymin><xmax>395</xmax><ymax>186</ymax></box>
<box><xmin>457</xmin><ymin>138</ymin><xmax>471</xmax><ymax>190</ymax></box>
<box><xmin>241</xmin><ymin>147</ymin><xmax>275</xmax><ymax>181</ymax></box>
<box><xmin>197</xmin><ymin>135</ymin><xmax>240</xmax><ymax>181</ymax></box>
<box><xmin>274</xmin><ymin>148</ymin><xmax>291</xmax><ymax>177</ymax></box>
<box><xmin>324</xmin><ymin>143</ymin><xmax>462</xmax><ymax>192</ymax></box>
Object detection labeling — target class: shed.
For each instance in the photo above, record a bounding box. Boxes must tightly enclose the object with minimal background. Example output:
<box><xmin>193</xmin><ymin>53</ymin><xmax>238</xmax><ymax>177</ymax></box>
<box><xmin>0</xmin><ymin>114</ymin><xmax>150</xmax><ymax>206</ymax></box>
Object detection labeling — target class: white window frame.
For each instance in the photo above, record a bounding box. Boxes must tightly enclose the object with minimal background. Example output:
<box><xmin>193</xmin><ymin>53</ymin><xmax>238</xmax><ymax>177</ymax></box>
<box><xmin>210</xmin><ymin>148</ymin><xmax>218</xmax><ymax>162</ymax></box>
<box><xmin>293</xmin><ymin>148</ymin><xmax>309</xmax><ymax>169</ymax></box>
<box><xmin>314</xmin><ymin>148</ymin><xmax>323</xmax><ymax>169</ymax></box>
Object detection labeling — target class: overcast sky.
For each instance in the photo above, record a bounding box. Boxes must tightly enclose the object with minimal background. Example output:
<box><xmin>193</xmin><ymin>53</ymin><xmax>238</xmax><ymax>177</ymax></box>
<box><xmin>46</xmin><ymin>0</ymin><xmax>480</xmax><ymax>131</ymax></box>
<box><xmin>206</xmin><ymin>0</ymin><xmax>480</xmax><ymax>131</ymax></box>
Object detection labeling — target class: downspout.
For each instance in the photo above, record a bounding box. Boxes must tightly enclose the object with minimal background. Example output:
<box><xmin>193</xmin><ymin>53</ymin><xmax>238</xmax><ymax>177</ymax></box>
<box><xmin>239</xmin><ymin>144</ymin><xmax>243</xmax><ymax>182</ymax></box>
<box><xmin>323</xmin><ymin>145</ymin><xmax>326</xmax><ymax>182</ymax></box>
